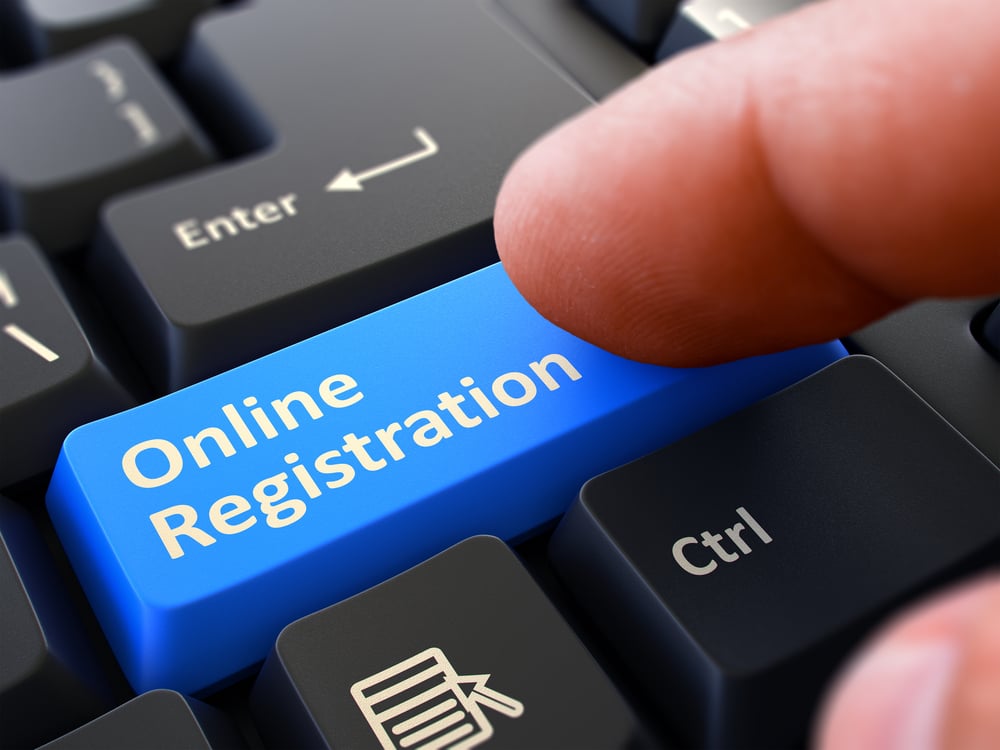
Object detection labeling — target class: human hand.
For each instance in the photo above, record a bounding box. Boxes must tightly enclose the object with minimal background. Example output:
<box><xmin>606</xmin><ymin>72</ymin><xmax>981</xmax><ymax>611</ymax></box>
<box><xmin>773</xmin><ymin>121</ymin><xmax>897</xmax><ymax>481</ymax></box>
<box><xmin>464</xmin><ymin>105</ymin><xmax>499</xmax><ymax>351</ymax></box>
<box><xmin>494</xmin><ymin>0</ymin><xmax>1000</xmax><ymax>746</ymax></box>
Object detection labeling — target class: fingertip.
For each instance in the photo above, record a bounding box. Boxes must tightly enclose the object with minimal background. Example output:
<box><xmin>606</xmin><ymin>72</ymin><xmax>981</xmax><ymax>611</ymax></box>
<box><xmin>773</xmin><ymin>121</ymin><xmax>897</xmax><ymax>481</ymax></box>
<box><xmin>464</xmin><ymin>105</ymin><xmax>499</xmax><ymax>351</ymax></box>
<box><xmin>816</xmin><ymin>577</ymin><xmax>1000</xmax><ymax>750</ymax></box>
<box><xmin>496</xmin><ymin>0</ymin><xmax>1000</xmax><ymax>366</ymax></box>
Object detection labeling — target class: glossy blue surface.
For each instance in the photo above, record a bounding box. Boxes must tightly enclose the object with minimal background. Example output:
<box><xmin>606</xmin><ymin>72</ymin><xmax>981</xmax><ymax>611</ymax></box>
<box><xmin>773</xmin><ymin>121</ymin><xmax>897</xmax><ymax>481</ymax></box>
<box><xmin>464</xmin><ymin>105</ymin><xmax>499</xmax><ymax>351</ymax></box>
<box><xmin>46</xmin><ymin>263</ymin><xmax>846</xmax><ymax>694</ymax></box>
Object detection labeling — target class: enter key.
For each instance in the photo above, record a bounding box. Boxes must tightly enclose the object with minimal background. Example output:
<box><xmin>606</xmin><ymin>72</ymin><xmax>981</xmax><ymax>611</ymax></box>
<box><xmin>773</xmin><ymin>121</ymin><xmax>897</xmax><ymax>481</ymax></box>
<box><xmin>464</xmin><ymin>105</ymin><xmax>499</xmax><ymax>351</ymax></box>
<box><xmin>93</xmin><ymin>0</ymin><xmax>592</xmax><ymax>392</ymax></box>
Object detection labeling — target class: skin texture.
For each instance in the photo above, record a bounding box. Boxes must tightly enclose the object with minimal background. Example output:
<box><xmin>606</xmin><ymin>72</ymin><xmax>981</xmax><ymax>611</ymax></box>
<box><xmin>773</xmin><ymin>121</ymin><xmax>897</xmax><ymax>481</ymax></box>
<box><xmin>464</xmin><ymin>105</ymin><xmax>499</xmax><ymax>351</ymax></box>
<box><xmin>816</xmin><ymin>577</ymin><xmax>1000</xmax><ymax>749</ymax></box>
<box><xmin>494</xmin><ymin>0</ymin><xmax>1000</xmax><ymax>746</ymax></box>
<box><xmin>495</xmin><ymin>0</ymin><xmax>1000</xmax><ymax>366</ymax></box>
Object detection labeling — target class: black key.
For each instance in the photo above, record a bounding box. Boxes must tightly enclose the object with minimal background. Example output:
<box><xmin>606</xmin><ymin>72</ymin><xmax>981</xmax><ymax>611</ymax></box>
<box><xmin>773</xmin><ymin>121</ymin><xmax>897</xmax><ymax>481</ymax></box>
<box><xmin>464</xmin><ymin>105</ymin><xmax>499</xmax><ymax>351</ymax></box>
<box><xmin>38</xmin><ymin>689</ymin><xmax>246</xmax><ymax>749</ymax></box>
<box><xmin>0</xmin><ymin>236</ymin><xmax>137</xmax><ymax>487</ymax></box>
<box><xmin>0</xmin><ymin>3</ymin><xmax>32</xmax><ymax>67</ymax></box>
<box><xmin>977</xmin><ymin>300</ymin><xmax>1000</xmax><ymax>359</ymax></box>
<box><xmin>93</xmin><ymin>0</ymin><xmax>591</xmax><ymax>391</ymax></box>
<box><xmin>1</xmin><ymin>0</ymin><xmax>213</xmax><ymax>62</ymax></box>
<box><xmin>656</xmin><ymin>0</ymin><xmax>816</xmax><ymax>60</ymax></box>
<box><xmin>848</xmin><ymin>299</ymin><xmax>1000</xmax><ymax>467</ymax></box>
<box><xmin>579</xmin><ymin>0</ymin><xmax>680</xmax><ymax>58</ymax></box>
<box><xmin>251</xmin><ymin>536</ymin><xmax>645</xmax><ymax>750</ymax></box>
<box><xmin>497</xmin><ymin>0</ymin><xmax>648</xmax><ymax>99</ymax></box>
<box><xmin>0</xmin><ymin>41</ymin><xmax>213</xmax><ymax>254</ymax></box>
<box><xmin>550</xmin><ymin>356</ymin><xmax>1000</xmax><ymax>749</ymax></box>
<box><xmin>0</xmin><ymin>497</ymin><xmax>118</xmax><ymax>749</ymax></box>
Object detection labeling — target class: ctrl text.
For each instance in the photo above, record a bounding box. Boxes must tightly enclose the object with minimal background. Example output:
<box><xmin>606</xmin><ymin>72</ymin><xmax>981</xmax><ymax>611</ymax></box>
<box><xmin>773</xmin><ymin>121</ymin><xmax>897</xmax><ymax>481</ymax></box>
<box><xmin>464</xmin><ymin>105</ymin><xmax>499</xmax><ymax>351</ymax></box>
<box><xmin>672</xmin><ymin>506</ymin><xmax>772</xmax><ymax>576</ymax></box>
<box><xmin>172</xmin><ymin>193</ymin><xmax>299</xmax><ymax>250</ymax></box>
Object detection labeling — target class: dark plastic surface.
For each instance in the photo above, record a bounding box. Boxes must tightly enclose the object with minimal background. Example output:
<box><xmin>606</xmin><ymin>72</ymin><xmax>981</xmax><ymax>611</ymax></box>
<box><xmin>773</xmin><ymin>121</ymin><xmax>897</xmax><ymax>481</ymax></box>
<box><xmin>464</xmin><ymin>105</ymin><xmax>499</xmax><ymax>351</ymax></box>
<box><xmin>551</xmin><ymin>356</ymin><xmax>1000</xmax><ymax>748</ymax></box>
<box><xmin>0</xmin><ymin>236</ymin><xmax>136</xmax><ymax>487</ymax></box>
<box><xmin>95</xmin><ymin>0</ymin><xmax>592</xmax><ymax>391</ymax></box>
<box><xmin>579</xmin><ymin>0</ymin><xmax>681</xmax><ymax>58</ymax></box>
<box><xmin>0</xmin><ymin>498</ymin><xmax>117</xmax><ymax>749</ymax></box>
<box><xmin>657</xmin><ymin>0</ymin><xmax>817</xmax><ymax>60</ymax></box>
<box><xmin>0</xmin><ymin>41</ymin><xmax>213</xmax><ymax>253</ymax></box>
<box><xmin>7</xmin><ymin>0</ymin><xmax>214</xmax><ymax>62</ymax></box>
<box><xmin>1</xmin><ymin>1</ymin><xmax>996</xmax><ymax>748</ymax></box>
<box><xmin>848</xmin><ymin>299</ymin><xmax>1000</xmax><ymax>467</ymax></box>
<box><xmin>252</xmin><ymin>536</ymin><xmax>645</xmax><ymax>750</ymax></box>
<box><xmin>38</xmin><ymin>689</ymin><xmax>245</xmax><ymax>750</ymax></box>
<box><xmin>978</xmin><ymin>300</ymin><xmax>1000</xmax><ymax>358</ymax></box>
<box><xmin>495</xmin><ymin>0</ymin><xmax>647</xmax><ymax>99</ymax></box>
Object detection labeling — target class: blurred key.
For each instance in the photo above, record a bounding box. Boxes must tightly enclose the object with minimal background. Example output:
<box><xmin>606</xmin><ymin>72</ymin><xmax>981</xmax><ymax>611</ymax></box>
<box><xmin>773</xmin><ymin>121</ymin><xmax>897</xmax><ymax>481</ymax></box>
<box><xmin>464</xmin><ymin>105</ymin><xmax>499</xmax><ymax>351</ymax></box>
<box><xmin>94</xmin><ymin>0</ymin><xmax>592</xmax><ymax>391</ymax></box>
<box><xmin>0</xmin><ymin>236</ymin><xmax>137</xmax><ymax>487</ymax></box>
<box><xmin>550</xmin><ymin>356</ymin><xmax>1000</xmax><ymax>748</ymax></box>
<box><xmin>46</xmin><ymin>263</ymin><xmax>845</xmax><ymax>694</ymax></box>
<box><xmin>656</xmin><ymin>0</ymin><xmax>817</xmax><ymax>60</ymax></box>
<box><xmin>1</xmin><ymin>0</ymin><xmax>213</xmax><ymax>62</ymax></box>
<box><xmin>251</xmin><ymin>536</ymin><xmax>646</xmax><ymax>750</ymax></box>
<box><xmin>38</xmin><ymin>689</ymin><xmax>245</xmax><ymax>749</ymax></box>
<box><xmin>0</xmin><ymin>498</ymin><xmax>118</xmax><ymax>749</ymax></box>
<box><xmin>579</xmin><ymin>0</ymin><xmax>680</xmax><ymax>58</ymax></box>
<box><xmin>0</xmin><ymin>41</ymin><xmax>213</xmax><ymax>253</ymax></box>
<box><xmin>495</xmin><ymin>0</ymin><xmax>648</xmax><ymax>99</ymax></box>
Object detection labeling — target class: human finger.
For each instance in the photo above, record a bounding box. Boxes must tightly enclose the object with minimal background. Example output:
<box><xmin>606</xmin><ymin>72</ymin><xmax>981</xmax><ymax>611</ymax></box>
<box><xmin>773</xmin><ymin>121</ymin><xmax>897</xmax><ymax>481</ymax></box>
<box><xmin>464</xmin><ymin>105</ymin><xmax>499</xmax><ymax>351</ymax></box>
<box><xmin>815</xmin><ymin>575</ymin><xmax>1000</xmax><ymax>749</ymax></box>
<box><xmin>495</xmin><ymin>0</ymin><xmax>1000</xmax><ymax>366</ymax></box>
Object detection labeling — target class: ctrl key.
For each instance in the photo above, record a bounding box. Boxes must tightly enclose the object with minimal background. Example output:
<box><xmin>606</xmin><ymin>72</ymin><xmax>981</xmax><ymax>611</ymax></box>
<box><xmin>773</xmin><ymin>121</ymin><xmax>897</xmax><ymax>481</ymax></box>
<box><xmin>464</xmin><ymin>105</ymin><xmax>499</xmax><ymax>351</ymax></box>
<box><xmin>250</xmin><ymin>536</ymin><xmax>648</xmax><ymax>750</ymax></box>
<box><xmin>550</xmin><ymin>356</ymin><xmax>1000</xmax><ymax>749</ymax></box>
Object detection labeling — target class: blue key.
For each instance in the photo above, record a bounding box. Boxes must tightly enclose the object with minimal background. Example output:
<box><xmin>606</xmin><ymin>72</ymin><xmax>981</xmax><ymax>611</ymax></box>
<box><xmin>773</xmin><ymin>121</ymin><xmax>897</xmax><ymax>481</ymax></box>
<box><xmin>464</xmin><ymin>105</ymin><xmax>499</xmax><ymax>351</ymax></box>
<box><xmin>47</xmin><ymin>263</ymin><xmax>845</xmax><ymax>694</ymax></box>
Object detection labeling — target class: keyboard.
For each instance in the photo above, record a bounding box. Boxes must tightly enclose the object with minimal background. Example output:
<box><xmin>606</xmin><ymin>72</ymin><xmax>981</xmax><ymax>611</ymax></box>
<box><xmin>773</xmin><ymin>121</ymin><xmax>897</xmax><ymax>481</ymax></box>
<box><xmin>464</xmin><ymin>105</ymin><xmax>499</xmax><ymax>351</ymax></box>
<box><xmin>1</xmin><ymin>1</ymin><xmax>998</xmax><ymax>748</ymax></box>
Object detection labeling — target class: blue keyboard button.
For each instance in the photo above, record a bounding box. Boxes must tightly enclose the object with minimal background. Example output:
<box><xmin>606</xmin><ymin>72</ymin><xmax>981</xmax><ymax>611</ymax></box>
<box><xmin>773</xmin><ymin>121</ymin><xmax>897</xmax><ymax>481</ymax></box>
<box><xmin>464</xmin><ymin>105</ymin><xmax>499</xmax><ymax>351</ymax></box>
<box><xmin>46</xmin><ymin>264</ymin><xmax>846</xmax><ymax>694</ymax></box>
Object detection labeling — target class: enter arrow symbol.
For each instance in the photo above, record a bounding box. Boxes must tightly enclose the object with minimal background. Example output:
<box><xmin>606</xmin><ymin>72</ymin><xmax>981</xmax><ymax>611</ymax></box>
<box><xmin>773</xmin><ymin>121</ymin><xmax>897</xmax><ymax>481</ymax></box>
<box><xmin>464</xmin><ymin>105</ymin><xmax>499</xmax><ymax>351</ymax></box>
<box><xmin>326</xmin><ymin>127</ymin><xmax>439</xmax><ymax>192</ymax></box>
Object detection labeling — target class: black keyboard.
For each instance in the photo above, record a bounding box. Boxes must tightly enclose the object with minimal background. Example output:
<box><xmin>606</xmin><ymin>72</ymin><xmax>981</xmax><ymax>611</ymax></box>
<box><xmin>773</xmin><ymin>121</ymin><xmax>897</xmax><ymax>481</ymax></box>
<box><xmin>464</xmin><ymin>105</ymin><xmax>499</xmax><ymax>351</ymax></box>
<box><xmin>2</xmin><ymin>2</ymin><xmax>998</xmax><ymax>748</ymax></box>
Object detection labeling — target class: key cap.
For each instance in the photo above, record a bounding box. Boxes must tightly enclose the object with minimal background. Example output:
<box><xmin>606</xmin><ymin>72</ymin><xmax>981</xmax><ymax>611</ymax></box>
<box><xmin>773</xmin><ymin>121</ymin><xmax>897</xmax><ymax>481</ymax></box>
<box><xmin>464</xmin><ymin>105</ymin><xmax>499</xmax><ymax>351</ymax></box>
<box><xmin>656</xmin><ymin>0</ymin><xmax>817</xmax><ymax>60</ymax></box>
<box><xmin>251</xmin><ymin>536</ymin><xmax>646</xmax><ymax>749</ymax></box>
<box><xmin>496</xmin><ymin>0</ymin><xmax>648</xmax><ymax>99</ymax></box>
<box><xmin>580</xmin><ymin>0</ymin><xmax>680</xmax><ymax>58</ymax></box>
<box><xmin>549</xmin><ymin>356</ymin><xmax>1000</xmax><ymax>748</ymax></box>
<box><xmin>0</xmin><ymin>41</ymin><xmax>213</xmax><ymax>254</ymax></box>
<box><xmin>847</xmin><ymin>300</ymin><xmax>1000</xmax><ymax>467</ymax></box>
<box><xmin>46</xmin><ymin>262</ymin><xmax>845</xmax><ymax>695</ymax></box>
<box><xmin>0</xmin><ymin>497</ymin><xmax>118</xmax><ymax>749</ymax></box>
<box><xmin>977</xmin><ymin>300</ymin><xmax>1000</xmax><ymax>359</ymax></box>
<box><xmin>0</xmin><ymin>4</ymin><xmax>31</xmax><ymax>67</ymax></box>
<box><xmin>2</xmin><ymin>0</ymin><xmax>214</xmax><ymax>62</ymax></box>
<box><xmin>38</xmin><ymin>689</ymin><xmax>245</xmax><ymax>749</ymax></box>
<box><xmin>0</xmin><ymin>236</ymin><xmax>137</xmax><ymax>487</ymax></box>
<box><xmin>93</xmin><ymin>0</ymin><xmax>593</xmax><ymax>391</ymax></box>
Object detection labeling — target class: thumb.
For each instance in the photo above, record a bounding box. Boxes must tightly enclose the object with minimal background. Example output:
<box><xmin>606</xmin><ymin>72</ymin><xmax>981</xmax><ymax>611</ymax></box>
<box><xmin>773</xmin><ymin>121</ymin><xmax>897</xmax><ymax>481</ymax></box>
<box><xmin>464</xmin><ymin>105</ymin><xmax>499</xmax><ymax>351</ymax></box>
<box><xmin>816</xmin><ymin>576</ymin><xmax>1000</xmax><ymax>749</ymax></box>
<box><xmin>495</xmin><ymin>0</ymin><xmax>1000</xmax><ymax>367</ymax></box>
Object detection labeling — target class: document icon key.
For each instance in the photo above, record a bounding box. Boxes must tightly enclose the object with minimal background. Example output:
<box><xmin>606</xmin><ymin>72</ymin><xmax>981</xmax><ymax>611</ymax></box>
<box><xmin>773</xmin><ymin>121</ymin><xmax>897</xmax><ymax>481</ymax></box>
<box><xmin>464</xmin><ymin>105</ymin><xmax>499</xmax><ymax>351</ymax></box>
<box><xmin>250</xmin><ymin>537</ymin><xmax>644</xmax><ymax>749</ymax></box>
<box><xmin>351</xmin><ymin>647</ymin><xmax>523</xmax><ymax>750</ymax></box>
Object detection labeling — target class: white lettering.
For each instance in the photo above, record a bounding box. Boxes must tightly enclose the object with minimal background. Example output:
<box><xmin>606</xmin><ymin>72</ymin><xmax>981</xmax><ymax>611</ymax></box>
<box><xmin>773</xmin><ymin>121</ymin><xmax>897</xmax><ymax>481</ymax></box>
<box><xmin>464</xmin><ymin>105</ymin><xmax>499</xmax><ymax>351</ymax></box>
<box><xmin>672</xmin><ymin>537</ymin><xmax>718</xmax><ymax>576</ymax></box>
<box><xmin>135</xmin><ymin>353</ymin><xmax>587</xmax><ymax>557</ymax></box>
<box><xmin>123</xmin><ymin>439</ymin><xmax>184</xmax><ymax>488</ymax></box>
<box><xmin>529</xmin><ymin>353</ymin><xmax>583</xmax><ymax>390</ymax></box>
<box><xmin>209</xmin><ymin>495</ymin><xmax>257</xmax><ymax>535</ymax></box>
<box><xmin>173</xmin><ymin>220</ymin><xmax>208</xmax><ymax>250</ymax></box>
<box><xmin>173</xmin><ymin>193</ymin><xmax>299</xmax><ymax>250</ymax></box>
<box><xmin>117</xmin><ymin>102</ymin><xmax>159</xmax><ymax>147</ymax></box>
<box><xmin>150</xmin><ymin>505</ymin><xmax>216</xmax><ymax>559</ymax></box>
<box><xmin>492</xmin><ymin>371</ymin><xmax>537</xmax><ymax>407</ymax></box>
<box><xmin>673</xmin><ymin>507</ymin><xmax>772</xmax><ymax>576</ymax></box>
<box><xmin>318</xmin><ymin>374</ymin><xmax>363</xmax><ymax>408</ymax></box>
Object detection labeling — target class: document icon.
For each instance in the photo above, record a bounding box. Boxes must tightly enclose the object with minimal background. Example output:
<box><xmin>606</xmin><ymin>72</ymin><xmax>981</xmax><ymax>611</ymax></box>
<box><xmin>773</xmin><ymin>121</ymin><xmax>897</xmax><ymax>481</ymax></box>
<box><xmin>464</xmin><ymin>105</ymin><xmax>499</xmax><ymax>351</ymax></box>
<box><xmin>351</xmin><ymin>647</ymin><xmax>524</xmax><ymax>750</ymax></box>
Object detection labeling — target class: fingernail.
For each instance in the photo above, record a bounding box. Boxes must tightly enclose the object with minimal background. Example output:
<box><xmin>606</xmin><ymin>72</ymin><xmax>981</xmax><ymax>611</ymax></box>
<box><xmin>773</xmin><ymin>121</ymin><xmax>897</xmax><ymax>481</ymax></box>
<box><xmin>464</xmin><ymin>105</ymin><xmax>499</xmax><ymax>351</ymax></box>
<box><xmin>844</xmin><ymin>641</ymin><xmax>957</xmax><ymax>750</ymax></box>
<box><xmin>817</xmin><ymin>581</ymin><xmax>995</xmax><ymax>750</ymax></box>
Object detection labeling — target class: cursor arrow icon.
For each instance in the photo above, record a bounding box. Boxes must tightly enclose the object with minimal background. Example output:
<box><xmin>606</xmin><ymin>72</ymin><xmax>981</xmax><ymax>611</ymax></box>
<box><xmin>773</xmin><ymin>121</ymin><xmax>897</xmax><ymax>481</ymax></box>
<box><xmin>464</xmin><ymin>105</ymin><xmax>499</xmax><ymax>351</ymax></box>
<box><xmin>327</xmin><ymin>127</ymin><xmax>439</xmax><ymax>192</ymax></box>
